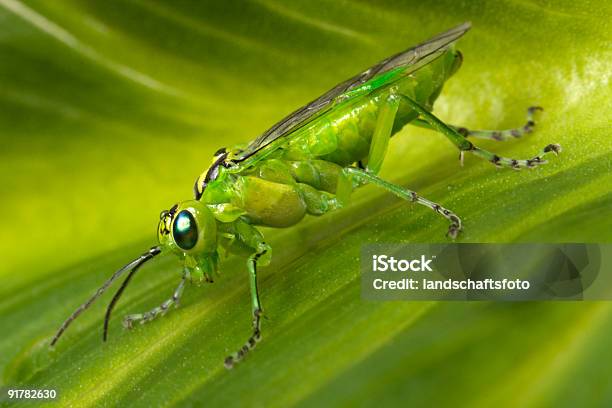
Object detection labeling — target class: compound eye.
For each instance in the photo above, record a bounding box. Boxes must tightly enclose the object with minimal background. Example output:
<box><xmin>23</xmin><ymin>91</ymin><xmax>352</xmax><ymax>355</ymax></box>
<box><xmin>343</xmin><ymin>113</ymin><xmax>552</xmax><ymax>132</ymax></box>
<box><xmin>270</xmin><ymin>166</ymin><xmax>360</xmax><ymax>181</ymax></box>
<box><xmin>172</xmin><ymin>210</ymin><xmax>198</xmax><ymax>250</ymax></box>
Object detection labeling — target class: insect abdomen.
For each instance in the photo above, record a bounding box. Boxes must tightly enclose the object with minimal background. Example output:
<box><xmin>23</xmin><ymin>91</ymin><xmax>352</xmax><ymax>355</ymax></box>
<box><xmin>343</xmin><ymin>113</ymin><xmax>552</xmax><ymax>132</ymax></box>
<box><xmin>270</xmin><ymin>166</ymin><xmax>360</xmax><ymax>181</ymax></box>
<box><xmin>277</xmin><ymin>48</ymin><xmax>457</xmax><ymax>167</ymax></box>
<box><xmin>279</xmin><ymin>91</ymin><xmax>405</xmax><ymax>166</ymax></box>
<box><xmin>317</xmin><ymin>99</ymin><xmax>380</xmax><ymax>166</ymax></box>
<box><xmin>278</xmin><ymin>97</ymin><xmax>381</xmax><ymax>166</ymax></box>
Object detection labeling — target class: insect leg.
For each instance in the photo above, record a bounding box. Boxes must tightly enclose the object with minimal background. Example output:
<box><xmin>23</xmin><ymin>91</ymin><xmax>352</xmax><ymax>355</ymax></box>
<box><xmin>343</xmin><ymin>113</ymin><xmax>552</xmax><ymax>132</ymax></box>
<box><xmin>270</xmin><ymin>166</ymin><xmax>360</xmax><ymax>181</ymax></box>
<box><xmin>224</xmin><ymin>245</ymin><xmax>269</xmax><ymax>369</ymax></box>
<box><xmin>367</xmin><ymin>91</ymin><xmax>401</xmax><ymax>174</ymax></box>
<box><xmin>122</xmin><ymin>274</ymin><xmax>187</xmax><ymax>329</ymax></box>
<box><xmin>400</xmin><ymin>95</ymin><xmax>561</xmax><ymax>169</ymax></box>
<box><xmin>411</xmin><ymin>106</ymin><xmax>543</xmax><ymax>141</ymax></box>
<box><xmin>320</xmin><ymin>87</ymin><xmax>400</xmax><ymax>206</ymax></box>
<box><xmin>343</xmin><ymin>167</ymin><xmax>462</xmax><ymax>238</ymax></box>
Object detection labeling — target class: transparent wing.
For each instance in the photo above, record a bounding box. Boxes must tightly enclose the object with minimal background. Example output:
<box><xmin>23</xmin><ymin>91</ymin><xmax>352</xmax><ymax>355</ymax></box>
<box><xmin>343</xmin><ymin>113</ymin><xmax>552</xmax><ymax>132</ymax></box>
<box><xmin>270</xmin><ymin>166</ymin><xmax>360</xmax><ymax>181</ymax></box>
<box><xmin>233</xmin><ymin>22</ymin><xmax>471</xmax><ymax>163</ymax></box>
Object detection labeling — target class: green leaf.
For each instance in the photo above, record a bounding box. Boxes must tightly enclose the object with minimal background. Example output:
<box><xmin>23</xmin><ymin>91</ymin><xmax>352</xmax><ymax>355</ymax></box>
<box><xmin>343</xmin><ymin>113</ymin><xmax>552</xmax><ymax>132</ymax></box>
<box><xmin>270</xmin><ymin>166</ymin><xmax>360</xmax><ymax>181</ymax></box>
<box><xmin>1</xmin><ymin>0</ymin><xmax>610</xmax><ymax>406</ymax></box>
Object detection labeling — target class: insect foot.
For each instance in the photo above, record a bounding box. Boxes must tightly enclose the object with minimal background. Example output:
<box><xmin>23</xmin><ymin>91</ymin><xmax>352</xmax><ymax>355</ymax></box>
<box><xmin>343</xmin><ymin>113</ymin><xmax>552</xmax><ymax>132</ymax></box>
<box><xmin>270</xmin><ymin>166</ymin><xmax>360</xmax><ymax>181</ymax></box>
<box><xmin>446</xmin><ymin>214</ymin><xmax>463</xmax><ymax>240</ymax></box>
<box><xmin>426</xmin><ymin>201</ymin><xmax>462</xmax><ymax>240</ymax></box>
<box><xmin>122</xmin><ymin>316</ymin><xmax>135</xmax><ymax>330</ymax></box>
<box><xmin>517</xmin><ymin>143</ymin><xmax>562</xmax><ymax>169</ymax></box>
<box><xmin>224</xmin><ymin>308</ymin><xmax>263</xmax><ymax>369</ymax></box>
<box><xmin>453</xmin><ymin>106</ymin><xmax>544</xmax><ymax>142</ymax></box>
<box><xmin>524</xmin><ymin>106</ymin><xmax>544</xmax><ymax>134</ymax></box>
<box><xmin>544</xmin><ymin>143</ymin><xmax>562</xmax><ymax>155</ymax></box>
<box><xmin>471</xmin><ymin>143</ymin><xmax>562</xmax><ymax>170</ymax></box>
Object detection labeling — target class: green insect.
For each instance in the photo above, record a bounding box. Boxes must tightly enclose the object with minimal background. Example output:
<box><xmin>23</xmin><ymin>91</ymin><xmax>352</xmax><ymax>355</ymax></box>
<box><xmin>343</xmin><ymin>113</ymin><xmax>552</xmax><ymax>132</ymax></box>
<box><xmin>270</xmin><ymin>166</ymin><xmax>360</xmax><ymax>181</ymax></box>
<box><xmin>51</xmin><ymin>22</ymin><xmax>560</xmax><ymax>368</ymax></box>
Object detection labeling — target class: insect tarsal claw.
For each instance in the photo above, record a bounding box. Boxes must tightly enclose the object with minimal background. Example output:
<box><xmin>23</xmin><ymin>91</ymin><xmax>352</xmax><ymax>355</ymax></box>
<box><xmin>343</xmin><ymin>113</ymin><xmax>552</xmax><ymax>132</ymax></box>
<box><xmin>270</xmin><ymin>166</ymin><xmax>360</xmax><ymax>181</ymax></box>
<box><xmin>446</xmin><ymin>225</ymin><xmax>460</xmax><ymax>240</ymax></box>
<box><xmin>224</xmin><ymin>356</ymin><xmax>235</xmax><ymax>370</ymax></box>
<box><xmin>547</xmin><ymin>144</ymin><xmax>562</xmax><ymax>155</ymax></box>
<box><xmin>122</xmin><ymin>318</ymin><xmax>134</xmax><ymax>330</ymax></box>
